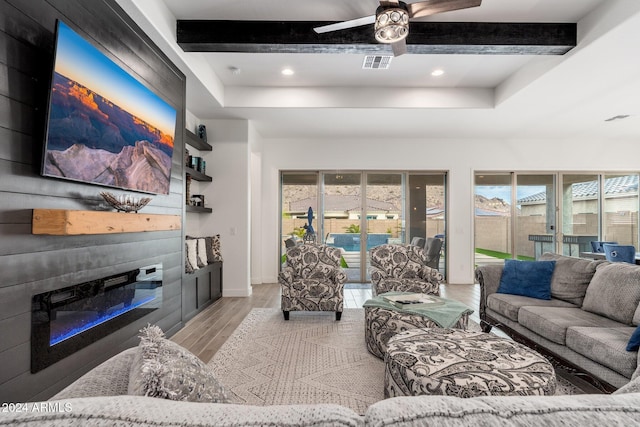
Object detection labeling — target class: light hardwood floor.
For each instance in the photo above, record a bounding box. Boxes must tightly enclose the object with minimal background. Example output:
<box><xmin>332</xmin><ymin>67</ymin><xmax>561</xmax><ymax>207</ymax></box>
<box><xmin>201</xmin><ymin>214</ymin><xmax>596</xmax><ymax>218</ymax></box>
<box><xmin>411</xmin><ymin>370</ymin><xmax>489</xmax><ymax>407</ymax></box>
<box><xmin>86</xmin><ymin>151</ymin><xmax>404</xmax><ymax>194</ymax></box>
<box><xmin>171</xmin><ymin>281</ymin><xmax>601</xmax><ymax>394</ymax></box>
<box><xmin>171</xmin><ymin>282</ymin><xmax>483</xmax><ymax>363</ymax></box>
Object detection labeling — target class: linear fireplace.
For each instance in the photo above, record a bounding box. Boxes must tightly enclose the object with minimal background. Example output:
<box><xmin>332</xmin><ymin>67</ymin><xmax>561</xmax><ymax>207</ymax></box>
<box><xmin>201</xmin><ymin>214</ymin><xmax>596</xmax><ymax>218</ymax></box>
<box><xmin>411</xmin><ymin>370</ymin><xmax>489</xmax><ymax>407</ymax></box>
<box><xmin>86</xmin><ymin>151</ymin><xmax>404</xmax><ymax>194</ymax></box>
<box><xmin>31</xmin><ymin>263</ymin><xmax>163</xmax><ymax>373</ymax></box>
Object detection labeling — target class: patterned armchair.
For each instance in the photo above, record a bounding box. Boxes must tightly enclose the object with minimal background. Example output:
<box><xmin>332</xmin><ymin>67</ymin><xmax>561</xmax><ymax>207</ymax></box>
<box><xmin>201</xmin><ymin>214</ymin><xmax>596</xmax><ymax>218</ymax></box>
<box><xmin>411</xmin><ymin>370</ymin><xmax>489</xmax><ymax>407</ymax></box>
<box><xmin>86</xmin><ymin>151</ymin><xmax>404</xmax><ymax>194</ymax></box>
<box><xmin>369</xmin><ymin>244</ymin><xmax>444</xmax><ymax>296</ymax></box>
<box><xmin>279</xmin><ymin>244</ymin><xmax>347</xmax><ymax>320</ymax></box>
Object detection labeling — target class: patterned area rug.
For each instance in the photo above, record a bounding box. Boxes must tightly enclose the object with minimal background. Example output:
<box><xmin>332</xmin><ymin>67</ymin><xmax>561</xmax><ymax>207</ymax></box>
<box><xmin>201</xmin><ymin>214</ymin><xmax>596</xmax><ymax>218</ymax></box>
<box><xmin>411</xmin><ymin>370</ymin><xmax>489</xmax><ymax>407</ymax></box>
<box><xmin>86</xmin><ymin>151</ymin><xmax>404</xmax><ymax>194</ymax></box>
<box><xmin>208</xmin><ymin>308</ymin><xmax>582</xmax><ymax>415</ymax></box>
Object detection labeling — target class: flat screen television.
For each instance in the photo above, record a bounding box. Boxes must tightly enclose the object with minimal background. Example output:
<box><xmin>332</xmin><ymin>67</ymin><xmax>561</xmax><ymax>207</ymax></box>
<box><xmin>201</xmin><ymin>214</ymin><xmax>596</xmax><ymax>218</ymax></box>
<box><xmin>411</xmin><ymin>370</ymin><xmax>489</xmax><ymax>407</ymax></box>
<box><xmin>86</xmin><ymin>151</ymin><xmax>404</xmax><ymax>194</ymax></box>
<box><xmin>41</xmin><ymin>20</ymin><xmax>177</xmax><ymax>195</ymax></box>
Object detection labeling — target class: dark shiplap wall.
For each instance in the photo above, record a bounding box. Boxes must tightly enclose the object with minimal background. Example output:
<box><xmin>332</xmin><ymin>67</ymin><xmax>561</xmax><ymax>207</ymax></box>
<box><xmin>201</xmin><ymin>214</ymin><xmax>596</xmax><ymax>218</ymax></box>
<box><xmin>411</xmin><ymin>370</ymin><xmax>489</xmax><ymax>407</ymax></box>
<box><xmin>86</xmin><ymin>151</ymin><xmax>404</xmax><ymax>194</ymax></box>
<box><xmin>0</xmin><ymin>0</ymin><xmax>185</xmax><ymax>401</ymax></box>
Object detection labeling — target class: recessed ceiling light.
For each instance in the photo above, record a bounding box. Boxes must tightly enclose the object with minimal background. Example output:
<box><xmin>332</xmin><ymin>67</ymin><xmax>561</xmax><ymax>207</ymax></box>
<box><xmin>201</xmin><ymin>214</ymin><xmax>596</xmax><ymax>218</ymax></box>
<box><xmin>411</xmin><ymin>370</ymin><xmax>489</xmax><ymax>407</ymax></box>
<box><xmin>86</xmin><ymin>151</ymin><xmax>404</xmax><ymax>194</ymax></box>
<box><xmin>281</xmin><ymin>68</ymin><xmax>294</xmax><ymax>76</ymax></box>
<box><xmin>431</xmin><ymin>69</ymin><xmax>445</xmax><ymax>77</ymax></box>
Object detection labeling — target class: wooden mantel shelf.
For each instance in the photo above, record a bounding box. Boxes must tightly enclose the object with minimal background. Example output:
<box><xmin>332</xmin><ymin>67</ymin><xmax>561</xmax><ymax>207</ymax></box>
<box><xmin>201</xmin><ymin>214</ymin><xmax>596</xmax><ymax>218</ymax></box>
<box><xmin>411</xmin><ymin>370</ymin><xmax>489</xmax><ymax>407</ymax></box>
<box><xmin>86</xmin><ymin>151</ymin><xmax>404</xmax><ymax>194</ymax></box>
<box><xmin>32</xmin><ymin>209</ymin><xmax>181</xmax><ymax>235</ymax></box>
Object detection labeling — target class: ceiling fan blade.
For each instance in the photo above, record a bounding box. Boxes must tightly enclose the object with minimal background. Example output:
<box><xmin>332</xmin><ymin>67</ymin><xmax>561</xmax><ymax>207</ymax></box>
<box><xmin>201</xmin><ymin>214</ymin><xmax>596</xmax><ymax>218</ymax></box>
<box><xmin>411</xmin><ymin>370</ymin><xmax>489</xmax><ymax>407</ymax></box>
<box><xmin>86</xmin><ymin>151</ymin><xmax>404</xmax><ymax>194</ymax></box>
<box><xmin>379</xmin><ymin>0</ymin><xmax>401</xmax><ymax>6</ymax></box>
<box><xmin>408</xmin><ymin>0</ymin><xmax>482</xmax><ymax>19</ymax></box>
<box><xmin>313</xmin><ymin>15</ymin><xmax>376</xmax><ymax>34</ymax></box>
<box><xmin>391</xmin><ymin>40</ymin><xmax>407</xmax><ymax>56</ymax></box>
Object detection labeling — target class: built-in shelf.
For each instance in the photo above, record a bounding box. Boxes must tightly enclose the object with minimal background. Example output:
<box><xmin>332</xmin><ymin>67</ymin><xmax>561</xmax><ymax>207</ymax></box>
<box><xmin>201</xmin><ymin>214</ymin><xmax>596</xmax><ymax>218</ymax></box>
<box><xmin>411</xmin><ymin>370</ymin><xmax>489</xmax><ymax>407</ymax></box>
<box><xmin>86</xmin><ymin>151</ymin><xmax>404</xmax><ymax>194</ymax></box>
<box><xmin>185</xmin><ymin>129</ymin><xmax>212</xmax><ymax>151</ymax></box>
<box><xmin>185</xmin><ymin>166</ymin><xmax>212</xmax><ymax>182</ymax></box>
<box><xmin>185</xmin><ymin>128</ymin><xmax>213</xmax><ymax>215</ymax></box>
<box><xmin>186</xmin><ymin>205</ymin><xmax>212</xmax><ymax>214</ymax></box>
<box><xmin>32</xmin><ymin>209</ymin><xmax>181</xmax><ymax>235</ymax></box>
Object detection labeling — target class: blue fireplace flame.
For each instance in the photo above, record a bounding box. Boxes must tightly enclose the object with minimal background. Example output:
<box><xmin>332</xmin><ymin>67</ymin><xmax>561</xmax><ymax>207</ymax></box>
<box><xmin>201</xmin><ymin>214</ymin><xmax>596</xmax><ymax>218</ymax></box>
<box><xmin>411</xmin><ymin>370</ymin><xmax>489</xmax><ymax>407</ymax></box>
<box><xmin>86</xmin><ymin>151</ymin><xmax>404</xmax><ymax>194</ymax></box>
<box><xmin>50</xmin><ymin>295</ymin><xmax>156</xmax><ymax>346</ymax></box>
<box><xmin>31</xmin><ymin>263</ymin><xmax>163</xmax><ymax>373</ymax></box>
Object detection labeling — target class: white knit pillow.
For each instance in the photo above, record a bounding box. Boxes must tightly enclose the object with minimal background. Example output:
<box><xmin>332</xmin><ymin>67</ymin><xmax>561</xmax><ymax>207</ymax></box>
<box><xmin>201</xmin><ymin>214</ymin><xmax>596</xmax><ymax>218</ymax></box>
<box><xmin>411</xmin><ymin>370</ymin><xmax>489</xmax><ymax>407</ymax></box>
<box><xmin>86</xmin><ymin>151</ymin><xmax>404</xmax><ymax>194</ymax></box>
<box><xmin>196</xmin><ymin>238</ymin><xmax>208</xmax><ymax>267</ymax></box>
<box><xmin>185</xmin><ymin>239</ymin><xmax>199</xmax><ymax>272</ymax></box>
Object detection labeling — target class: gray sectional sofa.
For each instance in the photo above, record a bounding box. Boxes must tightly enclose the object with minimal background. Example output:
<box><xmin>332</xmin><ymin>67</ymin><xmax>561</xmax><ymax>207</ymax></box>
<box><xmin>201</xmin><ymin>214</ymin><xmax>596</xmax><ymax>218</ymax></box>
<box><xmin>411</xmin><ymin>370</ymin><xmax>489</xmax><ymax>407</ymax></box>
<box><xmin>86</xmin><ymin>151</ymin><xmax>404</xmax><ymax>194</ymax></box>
<box><xmin>3</xmin><ymin>344</ymin><xmax>640</xmax><ymax>426</ymax></box>
<box><xmin>477</xmin><ymin>252</ymin><xmax>640</xmax><ymax>391</ymax></box>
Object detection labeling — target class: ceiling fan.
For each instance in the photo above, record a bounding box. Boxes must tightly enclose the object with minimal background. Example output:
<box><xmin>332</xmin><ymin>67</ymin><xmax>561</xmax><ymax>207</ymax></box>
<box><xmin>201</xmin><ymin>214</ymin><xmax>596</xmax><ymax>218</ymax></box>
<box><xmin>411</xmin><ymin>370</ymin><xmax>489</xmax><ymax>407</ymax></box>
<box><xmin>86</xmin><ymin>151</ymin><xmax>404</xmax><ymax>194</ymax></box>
<box><xmin>313</xmin><ymin>0</ymin><xmax>482</xmax><ymax>56</ymax></box>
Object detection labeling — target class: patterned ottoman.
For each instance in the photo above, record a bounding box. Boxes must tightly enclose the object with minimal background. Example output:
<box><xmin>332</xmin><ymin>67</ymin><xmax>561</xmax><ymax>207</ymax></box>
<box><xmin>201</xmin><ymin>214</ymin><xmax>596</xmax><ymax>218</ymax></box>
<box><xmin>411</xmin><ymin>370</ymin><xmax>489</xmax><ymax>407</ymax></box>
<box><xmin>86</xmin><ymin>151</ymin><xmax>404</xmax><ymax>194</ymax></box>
<box><xmin>384</xmin><ymin>328</ymin><xmax>557</xmax><ymax>398</ymax></box>
<box><xmin>364</xmin><ymin>293</ymin><xmax>473</xmax><ymax>359</ymax></box>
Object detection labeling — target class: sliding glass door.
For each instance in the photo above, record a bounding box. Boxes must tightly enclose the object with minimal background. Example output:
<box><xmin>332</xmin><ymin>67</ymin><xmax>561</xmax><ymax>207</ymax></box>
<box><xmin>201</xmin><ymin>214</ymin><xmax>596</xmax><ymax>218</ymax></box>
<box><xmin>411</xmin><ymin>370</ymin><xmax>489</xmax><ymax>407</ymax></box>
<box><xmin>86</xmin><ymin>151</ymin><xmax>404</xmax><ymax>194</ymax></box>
<box><xmin>280</xmin><ymin>172</ymin><xmax>319</xmax><ymax>262</ymax></box>
<box><xmin>560</xmin><ymin>174</ymin><xmax>599</xmax><ymax>256</ymax></box>
<box><xmin>475</xmin><ymin>171</ymin><xmax>640</xmax><ymax>262</ymax></box>
<box><xmin>322</xmin><ymin>172</ymin><xmax>405</xmax><ymax>282</ymax></box>
<box><xmin>364</xmin><ymin>173</ymin><xmax>405</xmax><ymax>281</ymax></box>
<box><xmin>515</xmin><ymin>174</ymin><xmax>556</xmax><ymax>260</ymax></box>
<box><xmin>281</xmin><ymin>170</ymin><xmax>447</xmax><ymax>283</ymax></box>
<box><xmin>322</xmin><ymin>173</ymin><xmax>363</xmax><ymax>282</ymax></box>
<box><xmin>603</xmin><ymin>173</ymin><xmax>639</xmax><ymax>248</ymax></box>
<box><xmin>475</xmin><ymin>173</ymin><xmax>557</xmax><ymax>265</ymax></box>
<box><xmin>408</xmin><ymin>173</ymin><xmax>446</xmax><ymax>273</ymax></box>
<box><xmin>474</xmin><ymin>174</ymin><xmax>512</xmax><ymax>266</ymax></box>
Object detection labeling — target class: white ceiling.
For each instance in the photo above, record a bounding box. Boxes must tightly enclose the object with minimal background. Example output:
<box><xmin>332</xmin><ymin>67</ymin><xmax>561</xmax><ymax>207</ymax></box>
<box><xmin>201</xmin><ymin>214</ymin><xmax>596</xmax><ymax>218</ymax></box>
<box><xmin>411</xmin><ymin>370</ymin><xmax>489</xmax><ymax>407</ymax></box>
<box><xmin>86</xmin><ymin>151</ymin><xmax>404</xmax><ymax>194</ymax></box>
<box><xmin>118</xmin><ymin>0</ymin><xmax>640</xmax><ymax>141</ymax></box>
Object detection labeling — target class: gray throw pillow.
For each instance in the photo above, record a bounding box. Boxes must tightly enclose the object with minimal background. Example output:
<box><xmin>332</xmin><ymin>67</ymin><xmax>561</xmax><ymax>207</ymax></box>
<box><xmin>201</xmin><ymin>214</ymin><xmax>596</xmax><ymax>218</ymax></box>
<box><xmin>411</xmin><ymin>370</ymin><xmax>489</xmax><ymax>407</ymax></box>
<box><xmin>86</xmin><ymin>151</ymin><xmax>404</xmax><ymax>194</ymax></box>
<box><xmin>539</xmin><ymin>253</ymin><xmax>603</xmax><ymax>305</ymax></box>
<box><xmin>205</xmin><ymin>236</ymin><xmax>215</xmax><ymax>263</ymax></box>
<box><xmin>128</xmin><ymin>325</ymin><xmax>229</xmax><ymax>403</ymax></box>
<box><xmin>582</xmin><ymin>263</ymin><xmax>640</xmax><ymax>325</ymax></box>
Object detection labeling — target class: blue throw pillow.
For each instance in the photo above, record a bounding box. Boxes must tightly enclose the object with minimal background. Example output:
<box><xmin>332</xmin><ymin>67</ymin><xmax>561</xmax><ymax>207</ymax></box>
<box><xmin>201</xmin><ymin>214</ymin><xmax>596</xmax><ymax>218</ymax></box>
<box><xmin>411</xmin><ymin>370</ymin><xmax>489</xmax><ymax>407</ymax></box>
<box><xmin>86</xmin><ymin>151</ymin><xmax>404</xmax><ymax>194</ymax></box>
<box><xmin>627</xmin><ymin>325</ymin><xmax>640</xmax><ymax>352</ymax></box>
<box><xmin>497</xmin><ymin>259</ymin><xmax>556</xmax><ymax>300</ymax></box>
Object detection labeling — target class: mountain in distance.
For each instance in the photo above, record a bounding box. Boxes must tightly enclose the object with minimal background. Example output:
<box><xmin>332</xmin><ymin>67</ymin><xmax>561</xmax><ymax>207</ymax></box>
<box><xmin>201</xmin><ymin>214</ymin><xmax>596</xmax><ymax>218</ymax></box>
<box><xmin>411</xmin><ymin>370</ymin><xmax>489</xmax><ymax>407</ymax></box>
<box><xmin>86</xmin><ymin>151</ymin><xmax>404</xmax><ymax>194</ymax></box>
<box><xmin>44</xmin><ymin>140</ymin><xmax>172</xmax><ymax>195</ymax></box>
<box><xmin>45</xmin><ymin>72</ymin><xmax>174</xmax><ymax>157</ymax></box>
<box><xmin>283</xmin><ymin>185</ymin><xmax>510</xmax><ymax>214</ymax></box>
<box><xmin>43</xmin><ymin>73</ymin><xmax>174</xmax><ymax>194</ymax></box>
<box><xmin>475</xmin><ymin>194</ymin><xmax>511</xmax><ymax>214</ymax></box>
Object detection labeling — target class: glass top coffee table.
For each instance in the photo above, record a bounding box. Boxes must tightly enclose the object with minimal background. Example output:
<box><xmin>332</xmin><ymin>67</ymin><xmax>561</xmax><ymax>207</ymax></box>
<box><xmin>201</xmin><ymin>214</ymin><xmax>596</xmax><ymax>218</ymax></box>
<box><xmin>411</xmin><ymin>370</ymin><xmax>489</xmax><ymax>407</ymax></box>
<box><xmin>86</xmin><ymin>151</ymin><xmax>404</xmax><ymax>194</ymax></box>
<box><xmin>363</xmin><ymin>291</ymin><xmax>474</xmax><ymax>359</ymax></box>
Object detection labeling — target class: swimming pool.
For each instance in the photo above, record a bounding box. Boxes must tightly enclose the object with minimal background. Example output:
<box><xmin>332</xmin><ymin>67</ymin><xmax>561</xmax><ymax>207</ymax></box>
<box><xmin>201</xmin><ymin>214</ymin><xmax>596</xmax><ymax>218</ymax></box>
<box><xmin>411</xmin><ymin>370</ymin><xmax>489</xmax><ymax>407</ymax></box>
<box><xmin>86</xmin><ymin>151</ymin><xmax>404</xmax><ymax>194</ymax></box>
<box><xmin>326</xmin><ymin>233</ymin><xmax>390</xmax><ymax>252</ymax></box>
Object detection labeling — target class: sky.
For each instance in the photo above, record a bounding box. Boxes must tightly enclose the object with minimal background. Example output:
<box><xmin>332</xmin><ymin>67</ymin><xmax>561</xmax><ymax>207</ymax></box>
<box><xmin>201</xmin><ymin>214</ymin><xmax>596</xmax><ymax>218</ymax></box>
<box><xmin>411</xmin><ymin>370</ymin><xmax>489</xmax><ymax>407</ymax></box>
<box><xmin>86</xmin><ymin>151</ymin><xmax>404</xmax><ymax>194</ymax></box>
<box><xmin>475</xmin><ymin>185</ymin><xmax>545</xmax><ymax>203</ymax></box>
<box><xmin>53</xmin><ymin>20</ymin><xmax>177</xmax><ymax>136</ymax></box>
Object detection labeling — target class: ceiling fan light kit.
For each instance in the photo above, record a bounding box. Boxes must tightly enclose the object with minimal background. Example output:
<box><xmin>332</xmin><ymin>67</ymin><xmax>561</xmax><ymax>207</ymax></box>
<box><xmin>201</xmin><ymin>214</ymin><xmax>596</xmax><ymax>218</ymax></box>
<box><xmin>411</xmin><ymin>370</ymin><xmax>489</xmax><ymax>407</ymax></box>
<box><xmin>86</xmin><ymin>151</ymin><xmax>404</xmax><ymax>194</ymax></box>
<box><xmin>374</xmin><ymin>4</ymin><xmax>410</xmax><ymax>44</ymax></box>
<box><xmin>311</xmin><ymin>0</ymin><xmax>484</xmax><ymax>57</ymax></box>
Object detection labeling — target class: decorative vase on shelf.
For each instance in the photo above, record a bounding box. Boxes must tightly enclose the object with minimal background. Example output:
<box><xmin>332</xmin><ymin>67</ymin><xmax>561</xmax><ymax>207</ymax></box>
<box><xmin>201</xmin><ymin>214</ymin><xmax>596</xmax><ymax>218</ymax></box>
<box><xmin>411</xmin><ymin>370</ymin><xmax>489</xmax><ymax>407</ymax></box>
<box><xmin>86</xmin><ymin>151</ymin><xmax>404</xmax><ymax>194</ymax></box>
<box><xmin>198</xmin><ymin>124</ymin><xmax>207</xmax><ymax>143</ymax></box>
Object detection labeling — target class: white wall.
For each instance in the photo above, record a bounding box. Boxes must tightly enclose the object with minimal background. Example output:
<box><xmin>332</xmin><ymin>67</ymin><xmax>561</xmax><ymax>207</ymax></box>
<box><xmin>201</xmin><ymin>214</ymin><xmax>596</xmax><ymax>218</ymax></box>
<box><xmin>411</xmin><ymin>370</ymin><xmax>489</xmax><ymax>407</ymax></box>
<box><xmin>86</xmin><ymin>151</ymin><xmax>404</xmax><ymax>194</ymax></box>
<box><xmin>250</xmin><ymin>124</ymin><xmax>263</xmax><ymax>285</ymax></box>
<box><xmin>254</xmin><ymin>137</ymin><xmax>640</xmax><ymax>285</ymax></box>
<box><xmin>197</xmin><ymin>119</ymin><xmax>252</xmax><ymax>297</ymax></box>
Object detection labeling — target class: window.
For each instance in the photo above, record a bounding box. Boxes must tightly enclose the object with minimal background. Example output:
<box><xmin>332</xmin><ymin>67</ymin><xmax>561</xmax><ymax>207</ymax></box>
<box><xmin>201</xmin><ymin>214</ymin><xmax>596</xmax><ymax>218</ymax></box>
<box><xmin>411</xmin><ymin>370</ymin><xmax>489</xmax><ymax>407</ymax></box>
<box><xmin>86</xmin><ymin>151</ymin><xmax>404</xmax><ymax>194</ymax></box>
<box><xmin>475</xmin><ymin>171</ymin><xmax>640</xmax><ymax>263</ymax></box>
<box><xmin>281</xmin><ymin>171</ymin><xmax>448</xmax><ymax>281</ymax></box>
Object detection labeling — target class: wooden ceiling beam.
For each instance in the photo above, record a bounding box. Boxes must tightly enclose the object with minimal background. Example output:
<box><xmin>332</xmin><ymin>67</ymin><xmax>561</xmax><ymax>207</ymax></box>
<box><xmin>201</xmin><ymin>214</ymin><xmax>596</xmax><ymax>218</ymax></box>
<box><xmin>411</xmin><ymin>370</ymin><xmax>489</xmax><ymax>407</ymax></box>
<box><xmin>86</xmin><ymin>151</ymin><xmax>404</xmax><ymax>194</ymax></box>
<box><xmin>177</xmin><ymin>21</ymin><xmax>576</xmax><ymax>55</ymax></box>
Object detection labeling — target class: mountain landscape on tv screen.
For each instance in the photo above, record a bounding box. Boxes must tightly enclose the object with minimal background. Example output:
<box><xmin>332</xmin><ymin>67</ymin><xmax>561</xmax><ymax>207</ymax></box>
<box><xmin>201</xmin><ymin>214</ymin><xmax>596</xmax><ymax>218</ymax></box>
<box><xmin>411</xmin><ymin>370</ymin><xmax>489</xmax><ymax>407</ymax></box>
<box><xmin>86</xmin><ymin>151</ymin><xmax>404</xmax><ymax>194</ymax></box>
<box><xmin>43</xmin><ymin>72</ymin><xmax>174</xmax><ymax>194</ymax></box>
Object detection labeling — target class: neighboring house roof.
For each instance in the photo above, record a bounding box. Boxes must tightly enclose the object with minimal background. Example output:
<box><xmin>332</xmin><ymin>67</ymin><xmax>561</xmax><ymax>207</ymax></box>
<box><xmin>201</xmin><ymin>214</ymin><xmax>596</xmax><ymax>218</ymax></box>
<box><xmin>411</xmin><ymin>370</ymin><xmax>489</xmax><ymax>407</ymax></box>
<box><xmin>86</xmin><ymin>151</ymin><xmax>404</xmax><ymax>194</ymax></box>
<box><xmin>426</xmin><ymin>207</ymin><xmax>445</xmax><ymax>216</ymax></box>
<box><xmin>475</xmin><ymin>208</ymin><xmax>509</xmax><ymax>216</ymax></box>
<box><xmin>289</xmin><ymin>195</ymin><xmax>397</xmax><ymax>213</ymax></box>
<box><xmin>518</xmin><ymin>175</ymin><xmax>638</xmax><ymax>204</ymax></box>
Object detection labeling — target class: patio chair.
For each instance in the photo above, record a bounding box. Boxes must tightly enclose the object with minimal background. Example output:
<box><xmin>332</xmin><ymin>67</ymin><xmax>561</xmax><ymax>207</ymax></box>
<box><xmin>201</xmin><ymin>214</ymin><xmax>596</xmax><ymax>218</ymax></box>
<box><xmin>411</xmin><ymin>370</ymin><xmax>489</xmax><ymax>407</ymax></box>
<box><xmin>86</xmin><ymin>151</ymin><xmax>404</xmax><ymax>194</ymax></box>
<box><xmin>279</xmin><ymin>244</ymin><xmax>347</xmax><ymax>320</ymax></box>
<box><xmin>369</xmin><ymin>244</ymin><xmax>443</xmax><ymax>297</ymax></box>
<box><xmin>424</xmin><ymin>237</ymin><xmax>443</xmax><ymax>270</ymax></box>
<box><xmin>590</xmin><ymin>240</ymin><xmax>617</xmax><ymax>253</ymax></box>
<box><xmin>284</xmin><ymin>237</ymin><xmax>297</xmax><ymax>248</ymax></box>
<box><xmin>603</xmin><ymin>244</ymin><xmax>637</xmax><ymax>263</ymax></box>
<box><xmin>410</xmin><ymin>237</ymin><xmax>426</xmax><ymax>248</ymax></box>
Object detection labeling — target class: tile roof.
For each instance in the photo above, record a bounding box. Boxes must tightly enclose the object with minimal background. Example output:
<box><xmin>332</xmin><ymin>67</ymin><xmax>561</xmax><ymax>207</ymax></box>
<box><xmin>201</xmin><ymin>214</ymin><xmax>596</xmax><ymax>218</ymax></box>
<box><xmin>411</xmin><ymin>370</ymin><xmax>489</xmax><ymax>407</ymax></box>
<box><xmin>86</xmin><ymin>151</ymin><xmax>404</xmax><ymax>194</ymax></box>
<box><xmin>518</xmin><ymin>175</ymin><xmax>638</xmax><ymax>204</ymax></box>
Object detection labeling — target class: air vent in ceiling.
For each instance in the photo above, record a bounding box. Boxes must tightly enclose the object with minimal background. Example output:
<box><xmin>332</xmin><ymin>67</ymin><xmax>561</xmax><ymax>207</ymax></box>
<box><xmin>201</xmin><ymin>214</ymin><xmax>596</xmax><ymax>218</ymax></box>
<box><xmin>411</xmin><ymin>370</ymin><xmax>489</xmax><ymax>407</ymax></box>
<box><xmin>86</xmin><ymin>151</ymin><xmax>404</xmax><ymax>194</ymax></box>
<box><xmin>362</xmin><ymin>55</ymin><xmax>392</xmax><ymax>70</ymax></box>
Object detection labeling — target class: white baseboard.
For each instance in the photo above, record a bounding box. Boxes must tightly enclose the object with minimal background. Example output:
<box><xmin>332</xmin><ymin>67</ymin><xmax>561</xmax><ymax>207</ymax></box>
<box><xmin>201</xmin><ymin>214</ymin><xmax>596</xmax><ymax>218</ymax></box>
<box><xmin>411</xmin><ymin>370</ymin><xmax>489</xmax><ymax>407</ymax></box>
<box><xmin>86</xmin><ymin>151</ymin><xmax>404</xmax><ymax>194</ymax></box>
<box><xmin>222</xmin><ymin>288</ymin><xmax>253</xmax><ymax>297</ymax></box>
